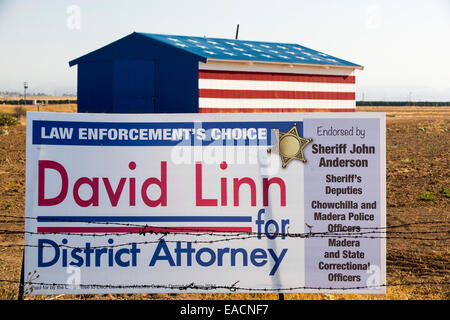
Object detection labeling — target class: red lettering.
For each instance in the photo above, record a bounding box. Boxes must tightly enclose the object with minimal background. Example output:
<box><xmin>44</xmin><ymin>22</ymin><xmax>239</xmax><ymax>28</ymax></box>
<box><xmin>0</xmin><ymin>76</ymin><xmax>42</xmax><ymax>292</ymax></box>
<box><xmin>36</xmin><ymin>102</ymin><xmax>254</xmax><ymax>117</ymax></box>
<box><xmin>233</xmin><ymin>177</ymin><xmax>256</xmax><ymax>207</ymax></box>
<box><xmin>195</xmin><ymin>162</ymin><xmax>218</xmax><ymax>206</ymax></box>
<box><xmin>263</xmin><ymin>177</ymin><xmax>286</xmax><ymax>207</ymax></box>
<box><xmin>129</xmin><ymin>177</ymin><xmax>136</xmax><ymax>206</ymax></box>
<box><xmin>220</xmin><ymin>177</ymin><xmax>227</xmax><ymax>206</ymax></box>
<box><xmin>38</xmin><ymin>160</ymin><xmax>68</xmax><ymax>206</ymax></box>
<box><xmin>103</xmin><ymin>178</ymin><xmax>126</xmax><ymax>207</ymax></box>
<box><xmin>73</xmin><ymin>177</ymin><xmax>99</xmax><ymax>207</ymax></box>
<box><xmin>141</xmin><ymin>161</ymin><xmax>167</xmax><ymax>207</ymax></box>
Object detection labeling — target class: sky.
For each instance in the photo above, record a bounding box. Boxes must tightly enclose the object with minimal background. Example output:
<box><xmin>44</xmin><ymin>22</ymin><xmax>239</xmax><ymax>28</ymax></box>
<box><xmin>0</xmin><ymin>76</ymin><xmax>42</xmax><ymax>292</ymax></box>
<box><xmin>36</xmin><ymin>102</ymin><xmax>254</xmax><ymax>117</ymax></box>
<box><xmin>0</xmin><ymin>0</ymin><xmax>449</xmax><ymax>100</ymax></box>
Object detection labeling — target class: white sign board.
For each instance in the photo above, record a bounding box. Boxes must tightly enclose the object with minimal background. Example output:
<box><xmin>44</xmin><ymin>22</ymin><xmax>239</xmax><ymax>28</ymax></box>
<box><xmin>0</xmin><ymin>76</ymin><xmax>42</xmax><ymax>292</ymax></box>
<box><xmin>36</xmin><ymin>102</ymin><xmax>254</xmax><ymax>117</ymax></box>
<box><xmin>25</xmin><ymin>112</ymin><xmax>386</xmax><ymax>294</ymax></box>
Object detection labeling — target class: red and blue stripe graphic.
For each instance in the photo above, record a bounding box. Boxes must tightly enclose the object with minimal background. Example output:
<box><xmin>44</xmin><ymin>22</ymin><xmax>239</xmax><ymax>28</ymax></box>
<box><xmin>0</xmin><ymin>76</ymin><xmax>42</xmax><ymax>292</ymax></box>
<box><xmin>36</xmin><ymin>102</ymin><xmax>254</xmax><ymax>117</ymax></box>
<box><xmin>36</xmin><ymin>216</ymin><xmax>253</xmax><ymax>234</ymax></box>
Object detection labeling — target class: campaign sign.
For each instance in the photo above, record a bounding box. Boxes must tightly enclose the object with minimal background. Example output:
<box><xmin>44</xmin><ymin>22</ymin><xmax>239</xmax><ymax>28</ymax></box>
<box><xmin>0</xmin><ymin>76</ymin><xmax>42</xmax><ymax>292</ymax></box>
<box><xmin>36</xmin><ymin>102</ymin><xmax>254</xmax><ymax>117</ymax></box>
<box><xmin>25</xmin><ymin>112</ymin><xmax>385</xmax><ymax>294</ymax></box>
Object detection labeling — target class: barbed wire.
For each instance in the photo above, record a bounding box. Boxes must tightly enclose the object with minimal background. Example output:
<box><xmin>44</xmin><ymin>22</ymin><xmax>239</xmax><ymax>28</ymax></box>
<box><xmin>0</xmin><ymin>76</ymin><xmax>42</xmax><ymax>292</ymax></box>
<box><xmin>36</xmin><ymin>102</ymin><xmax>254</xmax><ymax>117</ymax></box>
<box><xmin>1</xmin><ymin>214</ymin><xmax>448</xmax><ymax>296</ymax></box>
<box><xmin>0</xmin><ymin>278</ymin><xmax>449</xmax><ymax>293</ymax></box>
<box><xmin>0</xmin><ymin>217</ymin><xmax>448</xmax><ymax>249</ymax></box>
<box><xmin>1</xmin><ymin>235</ymin><xmax>448</xmax><ymax>250</ymax></box>
<box><xmin>1</xmin><ymin>225</ymin><xmax>449</xmax><ymax>236</ymax></box>
<box><xmin>360</xmin><ymin>220</ymin><xmax>450</xmax><ymax>230</ymax></box>
<box><xmin>0</xmin><ymin>214</ymin><xmax>448</xmax><ymax>233</ymax></box>
<box><xmin>0</xmin><ymin>214</ymin><xmax>448</xmax><ymax>231</ymax></box>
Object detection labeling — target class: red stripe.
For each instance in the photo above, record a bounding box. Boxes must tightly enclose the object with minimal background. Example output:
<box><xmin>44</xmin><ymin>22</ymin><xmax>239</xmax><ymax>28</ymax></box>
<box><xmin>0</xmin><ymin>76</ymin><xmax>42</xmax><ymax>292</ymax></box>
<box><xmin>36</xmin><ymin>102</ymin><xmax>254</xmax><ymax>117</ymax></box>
<box><xmin>199</xmin><ymin>108</ymin><xmax>355</xmax><ymax>113</ymax></box>
<box><xmin>37</xmin><ymin>226</ymin><xmax>252</xmax><ymax>233</ymax></box>
<box><xmin>199</xmin><ymin>70</ymin><xmax>355</xmax><ymax>84</ymax></box>
<box><xmin>199</xmin><ymin>89</ymin><xmax>355</xmax><ymax>100</ymax></box>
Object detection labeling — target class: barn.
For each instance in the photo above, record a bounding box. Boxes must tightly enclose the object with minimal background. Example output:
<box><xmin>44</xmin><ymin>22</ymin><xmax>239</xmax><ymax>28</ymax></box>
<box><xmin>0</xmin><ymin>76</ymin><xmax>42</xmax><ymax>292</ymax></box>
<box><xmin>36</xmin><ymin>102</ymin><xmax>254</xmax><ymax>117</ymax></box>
<box><xmin>69</xmin><ymin>32</ymin><xmax>363</xmax><ymax>114</ymax></box>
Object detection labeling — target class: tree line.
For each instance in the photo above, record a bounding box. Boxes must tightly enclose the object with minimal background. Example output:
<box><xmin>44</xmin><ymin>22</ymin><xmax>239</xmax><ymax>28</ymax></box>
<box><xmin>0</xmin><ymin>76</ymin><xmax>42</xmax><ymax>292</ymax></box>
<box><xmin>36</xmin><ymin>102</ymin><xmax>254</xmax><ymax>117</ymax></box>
<box><xmin>0</xmin><ymin>99</ymin><xmax>77</xmax><ymax>105</ymax></box>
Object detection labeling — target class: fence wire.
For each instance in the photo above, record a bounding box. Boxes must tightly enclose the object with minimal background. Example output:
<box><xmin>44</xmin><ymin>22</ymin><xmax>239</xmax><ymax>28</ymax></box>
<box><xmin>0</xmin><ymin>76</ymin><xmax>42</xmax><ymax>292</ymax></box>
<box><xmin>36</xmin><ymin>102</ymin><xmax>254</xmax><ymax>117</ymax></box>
<box><xmin>0</xmin><ymin>279</ymin><xmax>449</xmax><ymax>293</ymax></box>
<box><xmin>0</xmin><ymin>212</ymin><xmax>448</xmax><ymax>294</ymax></box>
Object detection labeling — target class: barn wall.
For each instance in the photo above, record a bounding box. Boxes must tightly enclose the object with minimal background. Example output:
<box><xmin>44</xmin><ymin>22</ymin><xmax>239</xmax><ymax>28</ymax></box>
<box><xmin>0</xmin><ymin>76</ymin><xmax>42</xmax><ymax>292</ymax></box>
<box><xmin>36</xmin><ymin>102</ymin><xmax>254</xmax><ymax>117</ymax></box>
<box><xmin>77</xmin><ymin>61</ymin><xmax>114</xmax><ymax>113</ymax></box>
<box><xmin>113</xmin><ymin>60</ymin><xmax>155</xmax><ymax>113</ymax></box>
<box><xmin>198</xmin><ymin>61</ymin><xmax>356</xmax><ymax>113</ymax></box>
<box><xmin>154</xmin><ymin>55</ymin><xmax>199</xmax><ymax>113</ymax></box>
<box><xmin>75</xmin><ymin>33</ymin><xmax>201</xmax><ymax>114</ymax></box>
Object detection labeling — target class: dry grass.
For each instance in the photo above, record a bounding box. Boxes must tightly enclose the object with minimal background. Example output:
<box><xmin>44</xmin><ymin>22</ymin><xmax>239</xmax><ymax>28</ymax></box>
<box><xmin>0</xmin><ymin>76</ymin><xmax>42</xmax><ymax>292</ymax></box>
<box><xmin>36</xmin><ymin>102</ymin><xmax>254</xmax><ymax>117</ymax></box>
<box><xmin>357</xmin><ymin>106</ymin><xmax>450</xmax><ymax>121</ymax></box>
<box><xmin>0</xmin><ymin>104</ymin><xmax>77</xmax><ymax>113</ymax></box>
<box><xmin>0</xmin><ymin>104</ymin><xmax>77</xmax><ymax>125</ymax></box>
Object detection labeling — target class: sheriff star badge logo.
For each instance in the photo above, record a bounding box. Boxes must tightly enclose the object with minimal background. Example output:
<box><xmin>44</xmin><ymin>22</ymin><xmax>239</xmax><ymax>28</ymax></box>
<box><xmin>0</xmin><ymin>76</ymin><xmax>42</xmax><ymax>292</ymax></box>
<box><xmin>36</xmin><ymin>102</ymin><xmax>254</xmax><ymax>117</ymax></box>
<box><xmin>267</xmin><ymin>123</ymin><xmax>312</xmax><ymax>168</ymax></box>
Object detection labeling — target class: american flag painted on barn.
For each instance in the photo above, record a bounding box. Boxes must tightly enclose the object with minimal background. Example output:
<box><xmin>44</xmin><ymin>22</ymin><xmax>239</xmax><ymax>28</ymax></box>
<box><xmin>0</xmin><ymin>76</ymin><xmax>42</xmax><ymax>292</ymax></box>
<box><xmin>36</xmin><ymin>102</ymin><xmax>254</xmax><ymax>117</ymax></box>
<box><xmin>198</xmin><ymin>69</ymin><xmax>356</xmax><ymax>113</ymax></box>
<box><xmin>70</xmin><ymin>33</ymin><xmax>363</xmax><ymax>114</ymax></box>
<box><xmin>137</xmin><ymin>33</ymin><xmax>361</xmax><ymax>113</ymax></box>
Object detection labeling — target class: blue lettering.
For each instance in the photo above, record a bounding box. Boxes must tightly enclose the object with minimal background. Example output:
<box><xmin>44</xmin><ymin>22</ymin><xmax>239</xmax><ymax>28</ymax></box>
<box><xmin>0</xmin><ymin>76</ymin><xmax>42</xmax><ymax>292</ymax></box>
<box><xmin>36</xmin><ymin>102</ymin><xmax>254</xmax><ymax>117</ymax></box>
<box><xmin>115</xmin><ymin>248</ymin><xmax>130</xmax><ymax>267</ymax></box>
<box><xmin>230</xmin><ymin>248</ymin><xmax>247</xmax><ymax>266</ymax></box>
<box><xmin>196</xmin><ymin>248</ymin><xmax>216</xmax><ymax>267</ymax></box>
<box><xmin>149</xmin><ymin>239</ymin><xmax>175</xmax><ymax>266</ymax></box>
<box><xmin>250</xmin><ymin>248</ymin><xmax>268</xmax><ymax>267</ymax></box>
<box><xmin>38</xmin><ymin>239</ymin><xmax>60</xmax><ymax>267</ymax></box>
<box><xmin>268</xmin><ymin>248</ymin><xmax>288</xmax><ymax>276</ymax></box>
<box><xmin>175</xmin><ymin>242</ymin><xmax>195</xmax><ymax>266</ymax></box>
<box><xmin>70</xmin><ymin>248</ymin><xmax>84</xmax><ymax>267</ymax></box>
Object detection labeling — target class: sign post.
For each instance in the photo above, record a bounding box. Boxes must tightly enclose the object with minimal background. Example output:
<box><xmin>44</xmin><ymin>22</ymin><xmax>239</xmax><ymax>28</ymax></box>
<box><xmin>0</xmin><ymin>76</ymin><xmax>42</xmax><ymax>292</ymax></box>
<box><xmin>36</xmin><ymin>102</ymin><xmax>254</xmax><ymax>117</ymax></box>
<box><xmin>24</xmin><ymin>112</ymin><xmax>385</xmax><ymax>295</ymax></box>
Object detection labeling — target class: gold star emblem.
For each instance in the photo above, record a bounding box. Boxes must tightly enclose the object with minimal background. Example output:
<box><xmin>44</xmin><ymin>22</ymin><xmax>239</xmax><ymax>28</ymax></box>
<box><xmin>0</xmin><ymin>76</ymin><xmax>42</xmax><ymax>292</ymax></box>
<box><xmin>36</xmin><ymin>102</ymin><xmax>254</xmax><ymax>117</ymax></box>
<box><xmin>267</xmin><ymin>123</ymin><xmax>312</xmax><ymax>168</ymax></box>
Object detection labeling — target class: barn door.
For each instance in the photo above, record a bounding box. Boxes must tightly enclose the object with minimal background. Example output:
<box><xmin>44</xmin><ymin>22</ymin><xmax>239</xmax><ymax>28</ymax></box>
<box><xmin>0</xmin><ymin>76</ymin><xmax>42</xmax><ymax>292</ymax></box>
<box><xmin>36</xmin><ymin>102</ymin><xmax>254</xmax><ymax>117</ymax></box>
<box><xmin>113</xmin><ymin>60</ymin><xmax>155</xmax><ymax>113</ymax></box>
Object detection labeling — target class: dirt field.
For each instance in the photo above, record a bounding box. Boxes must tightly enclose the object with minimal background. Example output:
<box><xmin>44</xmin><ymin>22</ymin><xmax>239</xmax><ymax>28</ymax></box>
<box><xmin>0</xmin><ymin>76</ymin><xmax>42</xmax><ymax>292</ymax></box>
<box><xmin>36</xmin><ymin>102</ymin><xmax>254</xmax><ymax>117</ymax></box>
<box><xmin>0</xmin><ymin>106</ymin><xmax>448</xmax><ymax>300</ymax></box>
<box><xmin>0</xmin><ymin>104</ymin><xmax>77</xmax><ymax>120</ymax></box>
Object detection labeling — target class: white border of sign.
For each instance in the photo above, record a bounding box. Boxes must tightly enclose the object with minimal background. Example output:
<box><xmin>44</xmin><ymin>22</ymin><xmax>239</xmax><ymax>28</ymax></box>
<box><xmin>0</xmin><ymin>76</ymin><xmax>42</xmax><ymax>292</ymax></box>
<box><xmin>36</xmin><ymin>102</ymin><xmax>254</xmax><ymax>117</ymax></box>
<box><xmin>25</xmin><ymin>112</ymin><xmax>386</xmax><ymax>295</ymax></box>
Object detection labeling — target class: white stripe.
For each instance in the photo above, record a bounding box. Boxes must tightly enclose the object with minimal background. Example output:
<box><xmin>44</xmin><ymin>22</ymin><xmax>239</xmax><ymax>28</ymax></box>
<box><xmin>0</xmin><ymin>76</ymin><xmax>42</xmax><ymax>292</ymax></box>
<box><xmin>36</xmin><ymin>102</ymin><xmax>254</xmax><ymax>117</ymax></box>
<box><xmin>199</xmin><ymin>79</ymin><xmax>355</xmax><ymax>93</ymax></box>
<box><xmin>199</xmin><ymin>98</ymin><xmax>355</xmax><ymax>109</ymax></box>
<box><xmin>199</xmin><ymin>61</ymin><xmax>356</xmax><ymax>76</ymax></box>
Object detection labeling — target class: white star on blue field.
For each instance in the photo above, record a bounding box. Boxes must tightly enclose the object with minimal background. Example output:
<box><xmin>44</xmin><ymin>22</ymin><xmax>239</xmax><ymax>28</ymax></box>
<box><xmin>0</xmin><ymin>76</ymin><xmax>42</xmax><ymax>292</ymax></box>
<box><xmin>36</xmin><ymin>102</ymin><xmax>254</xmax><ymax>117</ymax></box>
<box><xmin>142</xmin><ymin>33</ymin><xmax>360</xmax><ymax>67</ymax></box>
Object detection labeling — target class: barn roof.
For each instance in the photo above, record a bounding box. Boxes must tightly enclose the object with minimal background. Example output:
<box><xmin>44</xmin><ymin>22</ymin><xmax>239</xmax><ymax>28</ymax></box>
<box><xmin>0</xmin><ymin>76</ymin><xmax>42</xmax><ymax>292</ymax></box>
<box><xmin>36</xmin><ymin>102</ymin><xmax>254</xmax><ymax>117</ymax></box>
<box><xmin>138</xmin><ymin>33</ymin><xmax>362</xmax><ymax>69</ymax></box>
<box><xmin>69</xmin><ymin>32</ymin><xmax>363</xmax><ymax>69</ymax></box>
